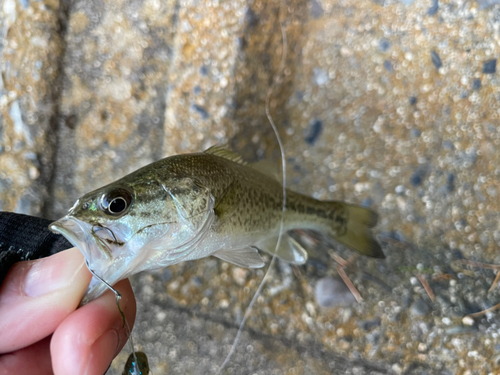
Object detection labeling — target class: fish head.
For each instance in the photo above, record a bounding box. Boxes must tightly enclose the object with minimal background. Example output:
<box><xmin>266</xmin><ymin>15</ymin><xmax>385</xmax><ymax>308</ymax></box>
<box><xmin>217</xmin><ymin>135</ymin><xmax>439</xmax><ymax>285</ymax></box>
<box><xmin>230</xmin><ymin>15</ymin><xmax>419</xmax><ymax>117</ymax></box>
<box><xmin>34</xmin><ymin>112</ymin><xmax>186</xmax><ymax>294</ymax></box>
<box><xmin>50</xmin><ymin>175</ymin><xmax>215</xmax><ymax>304</ymax></box>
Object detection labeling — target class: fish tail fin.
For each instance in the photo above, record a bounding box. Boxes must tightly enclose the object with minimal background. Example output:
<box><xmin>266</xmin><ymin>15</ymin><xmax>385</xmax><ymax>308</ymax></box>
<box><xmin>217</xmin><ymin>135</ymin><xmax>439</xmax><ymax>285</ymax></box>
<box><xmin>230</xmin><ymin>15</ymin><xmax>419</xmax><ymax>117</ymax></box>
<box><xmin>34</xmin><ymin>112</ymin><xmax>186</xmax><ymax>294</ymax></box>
<box><xmin>328</xmin><ymin>203</ymin><xmax>384</xmax><ymax>258</ymax></box>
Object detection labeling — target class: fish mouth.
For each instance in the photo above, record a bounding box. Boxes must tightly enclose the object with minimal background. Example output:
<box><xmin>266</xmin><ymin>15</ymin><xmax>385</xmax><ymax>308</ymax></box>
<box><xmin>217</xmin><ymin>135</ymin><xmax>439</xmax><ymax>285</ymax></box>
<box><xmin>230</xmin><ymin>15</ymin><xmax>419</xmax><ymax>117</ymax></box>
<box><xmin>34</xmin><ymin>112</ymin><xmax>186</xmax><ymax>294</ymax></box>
<box><xmin>49</xmin><ymin>216</ymin><xmax>125</xmax><ymax>305</ymax></box>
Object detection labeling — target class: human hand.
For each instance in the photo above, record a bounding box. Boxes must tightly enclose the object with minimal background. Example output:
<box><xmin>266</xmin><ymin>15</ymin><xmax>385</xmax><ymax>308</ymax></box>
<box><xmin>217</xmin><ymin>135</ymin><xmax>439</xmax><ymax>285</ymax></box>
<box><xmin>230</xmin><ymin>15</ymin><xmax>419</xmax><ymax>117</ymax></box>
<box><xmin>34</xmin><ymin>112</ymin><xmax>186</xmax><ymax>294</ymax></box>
<box><xmin>0</xmin><ymin>247</ymin><xmax>136</xmax><ymax>375</ymax></box>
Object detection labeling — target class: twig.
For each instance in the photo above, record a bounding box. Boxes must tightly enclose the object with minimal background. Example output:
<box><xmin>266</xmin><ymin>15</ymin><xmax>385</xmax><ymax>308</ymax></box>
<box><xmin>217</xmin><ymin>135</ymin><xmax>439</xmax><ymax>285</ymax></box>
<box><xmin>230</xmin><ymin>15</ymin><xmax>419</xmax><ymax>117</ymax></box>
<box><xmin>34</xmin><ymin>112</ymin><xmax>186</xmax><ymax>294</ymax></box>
<box><xmin>417</xmin><ymin>274</ymin><xmax>435</xmax><ymax>302</ymax></box>
<box><xmin>456</xmin><ymin>259</ymin><xmax>500</xmax><ymax>271</ymax></box>
<box><xmin>337</xmin><ymin>264</ymin><xmax>363</xmax><ymax>302</ymax></box>
<box><xmin>293</xmin><ymin>229</ymin><xmax>319</xmax><ymax>245</ymax></box>
<box><xmin>489</xmin><ymin>271</ymin><xmax>500</xmax><ymax>293</ymax></box>
<box><xmin>330</xmin><ymin>252</ymin><xmax>350</xmax><ymax>268</ymax></box>
<box><xmin>377</xmin><ymin>235</ymin><xmax>411</xmax><ymax>250</ymax></box>
<box><xmin>329</xmin><ymin>252</ymin><xmax>363</xmax><ymax>302</ymax></box>
<box><xmin>466</xmin><ymin>301</ymin><xmax>500</xmax><ymax>318</ymax></box>
<box><xmin>454</xmin><ymin>259</ymin><xmax>500</xmax><ymax>293</ymax></box>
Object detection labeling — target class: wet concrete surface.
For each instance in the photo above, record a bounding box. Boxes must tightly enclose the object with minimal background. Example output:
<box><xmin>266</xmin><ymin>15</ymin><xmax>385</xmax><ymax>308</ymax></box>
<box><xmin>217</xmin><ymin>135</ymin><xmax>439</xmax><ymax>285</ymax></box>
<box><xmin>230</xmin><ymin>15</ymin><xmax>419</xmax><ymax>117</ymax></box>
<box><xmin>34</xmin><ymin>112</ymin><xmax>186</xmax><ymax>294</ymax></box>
<box><xmin>3</xmin><ymin>0</ymin><xmax>500</xmax><ymax>373</ymax></box>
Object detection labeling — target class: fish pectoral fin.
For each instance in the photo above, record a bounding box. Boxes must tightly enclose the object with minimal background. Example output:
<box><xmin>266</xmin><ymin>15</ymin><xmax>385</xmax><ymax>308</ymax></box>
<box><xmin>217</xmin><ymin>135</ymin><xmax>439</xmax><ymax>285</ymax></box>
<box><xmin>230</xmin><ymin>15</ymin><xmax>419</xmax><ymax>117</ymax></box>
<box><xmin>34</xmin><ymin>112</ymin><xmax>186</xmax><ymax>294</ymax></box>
<box><xmin>212</xmin><ymin>247</ymin><xmax>265</xmax><ymax>268</ymax></box>
<box><xmin>255</xmin><ymin>233</ymin><xmax>308</xmax><ymax>265</ymax></box>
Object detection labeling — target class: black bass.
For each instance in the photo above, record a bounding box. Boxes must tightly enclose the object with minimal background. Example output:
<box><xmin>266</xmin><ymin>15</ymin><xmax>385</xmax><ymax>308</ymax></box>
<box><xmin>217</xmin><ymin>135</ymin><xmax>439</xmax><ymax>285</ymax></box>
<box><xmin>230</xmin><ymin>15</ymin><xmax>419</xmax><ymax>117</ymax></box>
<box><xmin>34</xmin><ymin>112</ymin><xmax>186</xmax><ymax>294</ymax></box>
<box><xmin>50</xmin><ymin>146</ymin><xmax>383</xmax><ymax>304</ymax></box>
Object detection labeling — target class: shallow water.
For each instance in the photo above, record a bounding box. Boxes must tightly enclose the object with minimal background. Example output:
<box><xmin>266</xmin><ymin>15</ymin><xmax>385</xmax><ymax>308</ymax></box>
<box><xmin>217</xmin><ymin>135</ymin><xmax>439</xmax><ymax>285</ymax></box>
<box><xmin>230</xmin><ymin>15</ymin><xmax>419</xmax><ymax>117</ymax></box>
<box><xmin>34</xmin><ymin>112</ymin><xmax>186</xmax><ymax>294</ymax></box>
<box><xmin>3</xmin><ymin>0</ymin><xmax>500</xmax><ymax>373</ymax></box>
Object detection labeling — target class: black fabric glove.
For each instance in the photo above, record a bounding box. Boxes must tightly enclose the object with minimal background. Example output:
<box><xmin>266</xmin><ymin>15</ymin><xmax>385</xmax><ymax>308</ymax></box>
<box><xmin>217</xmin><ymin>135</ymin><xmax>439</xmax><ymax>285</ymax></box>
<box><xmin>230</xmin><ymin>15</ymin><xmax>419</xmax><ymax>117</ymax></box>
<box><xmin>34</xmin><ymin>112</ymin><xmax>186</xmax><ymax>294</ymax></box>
<box><xmin>0</xmin><ymin>212</ymin><xmax>72</xmax><ymax>286</ymax></box>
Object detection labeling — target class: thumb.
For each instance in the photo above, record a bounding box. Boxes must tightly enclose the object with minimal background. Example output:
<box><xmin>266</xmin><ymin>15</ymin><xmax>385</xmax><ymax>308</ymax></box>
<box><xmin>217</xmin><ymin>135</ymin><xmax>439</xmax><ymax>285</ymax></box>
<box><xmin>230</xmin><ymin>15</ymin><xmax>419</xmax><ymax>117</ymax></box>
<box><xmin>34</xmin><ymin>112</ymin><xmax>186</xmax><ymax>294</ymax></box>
<box><xmin>0</xmin><ymin>248</ymin><xmax>91</xmax><ymax>353</ymax></box>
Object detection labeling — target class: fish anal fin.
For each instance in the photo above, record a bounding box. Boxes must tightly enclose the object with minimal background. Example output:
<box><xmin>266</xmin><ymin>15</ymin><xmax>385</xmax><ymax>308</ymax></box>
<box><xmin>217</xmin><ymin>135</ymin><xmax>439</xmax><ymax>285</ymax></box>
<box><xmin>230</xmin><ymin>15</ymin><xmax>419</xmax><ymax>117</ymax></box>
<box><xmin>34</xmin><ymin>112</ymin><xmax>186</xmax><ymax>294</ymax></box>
<box><xmin>335</xmin><ymin>224</ymin><xmax>384</xmax><ymax>258</ymax></box>
<box><xmin>213</xmin><ymin>247</ymin><xmax>265</xmax><ymax>268</ymax></box>
<box><xmin>204</xmin><ymin>145</ymin><xmax>247</xmax><ymax>165</ymax></box>
<box><xmin>255</xmin><ymin>233</ymin><xmax>308</xmax><ymax>265</ymax></box>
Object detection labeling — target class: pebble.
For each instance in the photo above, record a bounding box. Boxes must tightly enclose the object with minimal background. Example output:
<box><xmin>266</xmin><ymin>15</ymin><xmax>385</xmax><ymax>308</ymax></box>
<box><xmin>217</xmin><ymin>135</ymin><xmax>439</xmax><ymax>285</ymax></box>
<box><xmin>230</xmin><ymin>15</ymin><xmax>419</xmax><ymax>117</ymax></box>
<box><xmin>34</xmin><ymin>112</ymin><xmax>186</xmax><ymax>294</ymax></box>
<box><xmin>161</xmin><ymin>268</ymin><xmax>172</xmax><ymax>282</ymax></box>
<box><xmin>410</xmin><ymin>168</ymin><xmax>426</xmax><ymax>187</ymax></box>
<box><xmin>472</xmin><ymin>78</ymin><xmax>481</xmax><ymax>91</ymax></box>
<box><xmin>314</xmin><ymin>276</ymin><xmax>357</xmax><ymax>308</ymax></box>
<box><xmin>446</xmin><ymin>173</ymin><xmax>455</xmax><ymax>193</ymax></box>
<box><xmin>462</xmin><ymin>316</ymin><xmax>475</xmax><ymax>326</ymax></box>
<box><xmin>358</xmin><ymin>319</ymin><xmax>381</xmax><ymax>331</ymax></box>
<box><xmin>483</xmin><ymin>59</ymin><xmax>497</xmax><ymax>74</ymax></box>
<box><xmin>313</xmin><ymin>67</ymin><xmax>329</xmax><ymax>86</ymax></box>
<box><xmin>304</xmin><ymin>119</ymin><xmax>323</xmax><ymax>145</ymax></box>
<box><xmin>383</xmin><ymin>60</ymin><xmax>394</xmax><ymax>72</ymax></box>
<box><xmin>410</xmin><ymin>298</ymin><xmax>430</xmax><ymax>316</ymax></box>
<box><xmin>192</xmin><ymin>104</ymin><xmax>209</xmax><ymax>119</ymax></box>
<box><xmin>430</xmin><ymin>50</ymin><xmax>443</xmax><ymax>70</ymax></box>
<box><xmin>427</xmin><ymin>0</ymin><xmax>439</xmax><ymax>15</ymax></box>
<box><xmin>309</xmin><ymin>0</ymin><xmax>324</xmax><ymax>18</ymax></box>
<box><xmin>379</xmin><ymin>39</ymin><xmax>391</xmax><ymax>52</ymax></box>
<box><xmin>232</xmin><ymin>267</ymin><xmax>249</xmax><ymax>286</ymax></box>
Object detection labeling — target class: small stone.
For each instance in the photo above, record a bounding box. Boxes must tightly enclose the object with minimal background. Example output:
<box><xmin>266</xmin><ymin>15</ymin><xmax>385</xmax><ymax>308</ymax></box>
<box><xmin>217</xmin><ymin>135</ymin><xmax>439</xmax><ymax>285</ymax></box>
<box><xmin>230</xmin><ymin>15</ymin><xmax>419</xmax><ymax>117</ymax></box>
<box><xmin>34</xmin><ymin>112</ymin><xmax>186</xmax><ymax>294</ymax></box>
<box><xmin>309</xmin><ymin>0</ymin><xmax>324</xmax><ymax>18</ymax></box>
<box><xmin>483</xmin><ymin>59</ymin><xmax>497</xmax><ymax>74</ymax></box>
<box><xmin>395</xmin><ymin>185</ymin><xmax>405</xmax><ymax>194</ymax></box>
<box><xmin>462</xmin><ymin>316</ymin><xmax>474</xmax><ymax>326</ymax></box>
<box><xmin>391</xmin><ymin>363</ymin><xmax>403</xmax><ymax>375</ymax></box>
<box><xmin>161</xmin><ymin>268</ymin><xmax>172</xmax><ymax>282</ymax></box>
<box><xmin>379</xmin><ymin>39</ymin><xmax>391</xmax><ymax>52</ymax></box>
<box><xmin>192</xmin><ymin>104</ymin><xmax>209</xmax><ymax>119</ymax></box>
<box><xmin>199</xmin><ymin>65</ymin><xmax>208</xmax><ymax>76</ymax></box>
<box><xmin>472</xmin><ymin>78</ymin><xmax>481</xmax><ymax>91</ymax></box>
<box><xmin>232</xmin><ymin>267</ymin><xmax>249</xmax><ymax>286</ymax></box>
<box><xmin>431</xmin><ymin>50</ymin><xmax>443</xmax><ymax>70</ymax></box>
<box><xmin>427</xmin><ymin>0</ymin><xmax>439</xmax><ymax>15</ymax></box>
<box><xmin>409</xmin><ymin>96</ymin><xmax>417</xmax><ymax>106</ymax></box>
<box><xmin>446</xmin><ymin>173</ymin><xmax>455</xmax><ymax>193</ymax></box>
<box><xmin>478</xmin><ymin>0</ymin><xmax>500</xmax><ymax>8</ymax></box>
<box><xmin>28</xmin><ymin>166</ymin><xmax>39</xmax><ymax>180</ymax></box>
<box><xmin>312</xmin><ymin>67</ymin><xmax>329</xmax><ymax>86</ymax></box>
<box><xmin>304</xmin><ymin>119</ymin><xmax>323</xmax><ymax>145</ymax></box>
<box><xmin>442</xmin><ymin>140</ymin><xmax>454</xmax><ymax>150</ymax></box>
<box><xmin>383</xmin><ymin>60</ymin><xmax>394</xmax><ymax>72</ymax></box>
<box><xmin>315</xmin><ymin>276</ymin><xmax>357</xmax><ymax>308</ymax></box>
<box><xmin>361</xmin><ymin>197</ymin><xmax>373</xmax><ymax>207</ymax></box>
<box><xmin>358</xmin><ymin>319</ymin><xmax>381</xmax><ymax>331</ymax></box>
<box><xmin>410</xmin><ymin>168</ymin><xmax>426</xmax><ymax>186</ymax></box>
<box><xmin>410</xmin><ymin>298</ymin><xmax>430</xmax><ymax>316</ymax></box>
<box><xmin>365</xmin><ymin>331</ymin><xmax>380</xmax><ymax>344</ymax></box>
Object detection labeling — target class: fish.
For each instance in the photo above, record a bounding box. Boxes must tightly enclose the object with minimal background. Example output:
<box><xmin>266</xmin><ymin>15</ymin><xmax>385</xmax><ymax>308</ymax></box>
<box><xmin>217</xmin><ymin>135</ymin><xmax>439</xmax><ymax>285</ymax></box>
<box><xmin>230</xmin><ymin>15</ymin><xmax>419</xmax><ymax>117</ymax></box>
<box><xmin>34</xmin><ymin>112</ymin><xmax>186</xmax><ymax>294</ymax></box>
<box><xmin>122</xmin><ymin>351</ymin><xmax>149</xmax><ymax>375</ymax></box>
<box><xmin>49</xmin><ymin>146</ymin><xmax>383</xmax><ymax>304</ymax></box>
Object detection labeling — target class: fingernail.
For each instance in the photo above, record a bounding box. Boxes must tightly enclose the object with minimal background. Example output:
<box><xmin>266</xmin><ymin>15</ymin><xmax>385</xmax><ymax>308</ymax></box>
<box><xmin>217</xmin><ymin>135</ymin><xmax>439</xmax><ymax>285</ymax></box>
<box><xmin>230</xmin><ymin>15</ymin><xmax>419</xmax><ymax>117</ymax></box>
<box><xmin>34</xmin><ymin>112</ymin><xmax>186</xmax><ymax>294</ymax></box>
<box><xmin>25</xmin><ymin>249</ymin><xmax>85</xmax><ymax>297</ymax></box>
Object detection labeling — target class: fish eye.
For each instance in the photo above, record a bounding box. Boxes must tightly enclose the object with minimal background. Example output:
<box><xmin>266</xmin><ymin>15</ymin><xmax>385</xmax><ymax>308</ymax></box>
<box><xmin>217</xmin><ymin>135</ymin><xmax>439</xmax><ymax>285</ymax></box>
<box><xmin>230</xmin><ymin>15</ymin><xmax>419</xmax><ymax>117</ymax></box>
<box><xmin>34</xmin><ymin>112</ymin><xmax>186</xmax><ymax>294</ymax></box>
<box><xmin>100</xmin><ymin>188</ymin><xmax>133</xmax><ymax>216</ymax></box>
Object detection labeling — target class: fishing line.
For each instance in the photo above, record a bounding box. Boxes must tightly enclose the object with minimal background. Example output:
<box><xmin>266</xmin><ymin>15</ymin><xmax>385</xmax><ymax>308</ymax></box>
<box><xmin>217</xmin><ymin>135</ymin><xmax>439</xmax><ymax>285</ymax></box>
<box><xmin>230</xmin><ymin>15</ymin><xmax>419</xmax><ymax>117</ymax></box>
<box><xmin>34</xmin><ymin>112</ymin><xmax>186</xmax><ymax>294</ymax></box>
<box><xmin>87</xmin><ymin>266</ymin><xmax>142</xmax><ymax>375</ymax></box>
<box><xmin>217</xmin><ymin>1</ymin><xmax>288</xmax><ymax>372</ymax></box>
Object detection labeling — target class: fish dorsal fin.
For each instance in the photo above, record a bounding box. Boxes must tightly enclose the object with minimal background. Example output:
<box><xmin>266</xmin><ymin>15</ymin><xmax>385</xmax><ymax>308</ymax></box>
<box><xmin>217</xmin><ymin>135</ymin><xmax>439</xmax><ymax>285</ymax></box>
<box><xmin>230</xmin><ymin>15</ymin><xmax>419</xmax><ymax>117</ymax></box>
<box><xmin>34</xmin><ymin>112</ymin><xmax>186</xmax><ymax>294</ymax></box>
<box><xmin>249</xmin><ymin>159</ymin><xmax>281</xmax><ymax>181</ymax></box>
<box><xmin>204</xmin><ymin>145</ymin><xmax>247</xmax><ymax>165</ymax></box>
<box><xmin>254</xmin><ymin>233</ymin><xmax>308</xmax><ymax>265</ymax></box>
<box><xmin>213</xmin><ymin>247</ymin><xmax>265</xmax><ymax>268</ymax></box>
